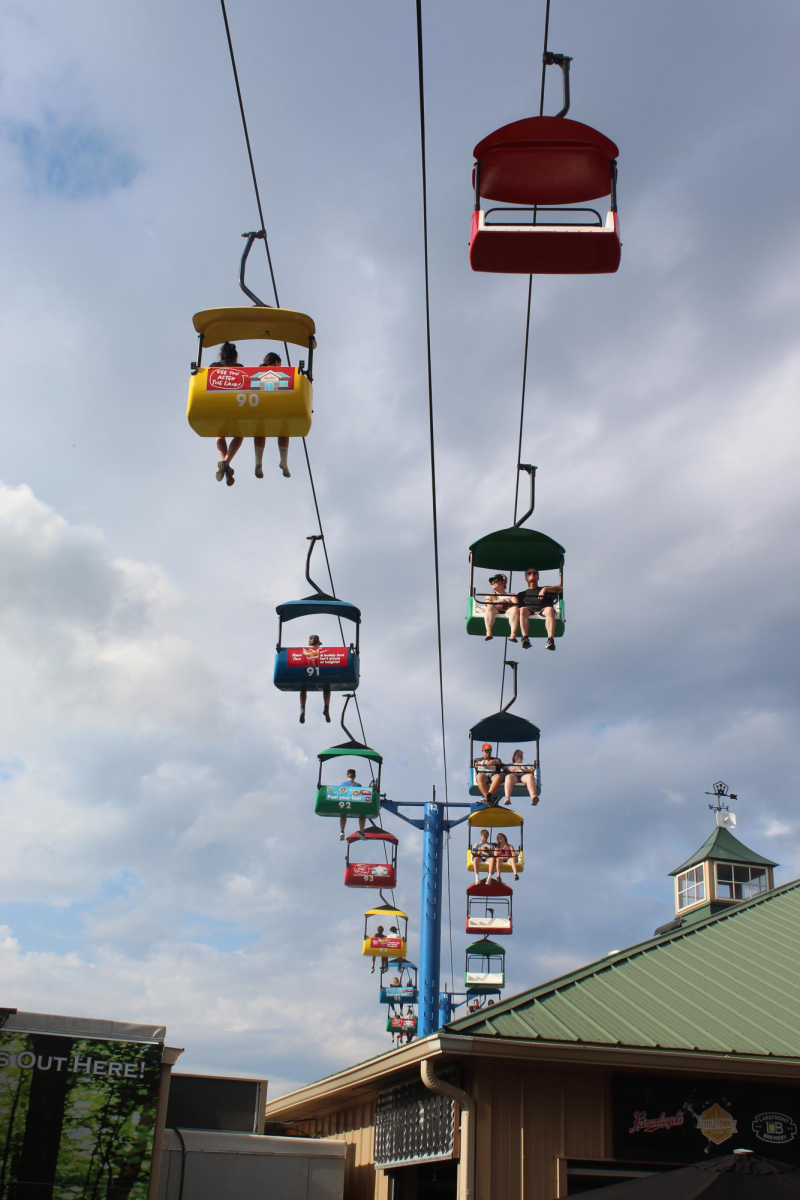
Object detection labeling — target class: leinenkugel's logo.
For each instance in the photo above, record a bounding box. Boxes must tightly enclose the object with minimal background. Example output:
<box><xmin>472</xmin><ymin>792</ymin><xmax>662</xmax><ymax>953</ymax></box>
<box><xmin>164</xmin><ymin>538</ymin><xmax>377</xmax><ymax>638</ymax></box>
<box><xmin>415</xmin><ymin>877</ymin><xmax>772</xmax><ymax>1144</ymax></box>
<box><xmin>695</xmin><ymin>1103</ymin><xmax>737</xmax><ymax>1146</ymax></box>
<box><xmin>752</xmin><ymin>1112</ymin><xmax>798</xmax><ymax>1145</ymax></box>
<box><xmin>629</xmin><ymin>1110</ymin><xmax>685</xmax><ymax>1134</ymax></box>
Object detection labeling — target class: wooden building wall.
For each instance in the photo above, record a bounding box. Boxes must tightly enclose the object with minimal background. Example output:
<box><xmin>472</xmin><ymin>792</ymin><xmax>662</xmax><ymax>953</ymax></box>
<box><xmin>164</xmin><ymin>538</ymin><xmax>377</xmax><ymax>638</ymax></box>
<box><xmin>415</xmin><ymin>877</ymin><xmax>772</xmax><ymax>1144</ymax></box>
<box><xmin>292</xmin><ymin>1060</ymin><xmax>610</xmax><ymax>1200</ymax></box>
<box><xmin>473</xmin><ymin>1060</ymin><xmax>609</xmax><ymax>1199</ymax></box>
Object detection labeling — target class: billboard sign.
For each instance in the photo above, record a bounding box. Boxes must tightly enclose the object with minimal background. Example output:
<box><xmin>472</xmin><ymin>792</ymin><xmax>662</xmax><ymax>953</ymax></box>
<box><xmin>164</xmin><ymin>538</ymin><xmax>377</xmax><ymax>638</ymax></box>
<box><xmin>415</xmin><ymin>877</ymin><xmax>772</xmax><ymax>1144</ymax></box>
<box><xmin>0</xmin><ymin>1021</ymin><xmax>163</xmax><ymax>1198</ymax></box>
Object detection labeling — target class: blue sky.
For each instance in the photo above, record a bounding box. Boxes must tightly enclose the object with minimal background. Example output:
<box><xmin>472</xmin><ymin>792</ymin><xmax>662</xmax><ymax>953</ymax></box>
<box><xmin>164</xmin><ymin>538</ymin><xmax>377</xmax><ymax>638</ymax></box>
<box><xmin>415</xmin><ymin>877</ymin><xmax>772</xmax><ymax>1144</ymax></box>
<box><xmin>1</xmin><ymin>0</ymin><xmax>799</xmax><ymax>1098</ymax></box>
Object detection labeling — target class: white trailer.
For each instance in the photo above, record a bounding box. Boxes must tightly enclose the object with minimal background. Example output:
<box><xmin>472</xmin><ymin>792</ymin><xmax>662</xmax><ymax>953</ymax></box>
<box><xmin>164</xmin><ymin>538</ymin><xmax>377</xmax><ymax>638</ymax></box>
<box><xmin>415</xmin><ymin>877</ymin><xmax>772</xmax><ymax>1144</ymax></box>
<box><xmin>159</xmin><ymin>1129</ymin><xmax>346</xmax><ymax>1200</ymax></box>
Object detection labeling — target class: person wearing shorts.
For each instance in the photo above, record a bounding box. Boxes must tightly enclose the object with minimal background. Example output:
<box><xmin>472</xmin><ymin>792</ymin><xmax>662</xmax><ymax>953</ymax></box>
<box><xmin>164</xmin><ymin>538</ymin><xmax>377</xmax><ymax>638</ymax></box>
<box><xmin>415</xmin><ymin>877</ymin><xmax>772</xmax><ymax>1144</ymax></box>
<box><xmin>511</xmin><ymin>567</ymin><xmax>562</xmax><ymax>650</ymax></box>
<box><xmin>504</xmin><ymin>748</ymin><xmax>540</xmax><ymax>806</ymax></box>
<box><xmin>472</xmin><ymin>829</ymin><xmax>498</xmax><ymax>884</ymax></box>
<box><xmin>482</xmin><ymin>573</ymin><xmax>518</xmax><ymax>640</ymax></box>
<box><xmin>474</xmin><ymin>743</ymin><xmax>503</xmax><ymax>802</ymax></box>
<box><xmin>494</xmin><ymin>832</ymin><xmax>520</xmax><ymax>880</ymax></box>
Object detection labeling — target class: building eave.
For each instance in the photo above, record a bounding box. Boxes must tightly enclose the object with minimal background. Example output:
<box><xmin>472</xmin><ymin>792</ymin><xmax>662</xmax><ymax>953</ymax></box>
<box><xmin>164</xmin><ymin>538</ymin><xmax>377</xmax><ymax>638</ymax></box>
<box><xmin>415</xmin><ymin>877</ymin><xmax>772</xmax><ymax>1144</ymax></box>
<box><xmin>263</xmin><ymin>1032</ymin><xmax>800</xmax><ymax>1124</ymax></box>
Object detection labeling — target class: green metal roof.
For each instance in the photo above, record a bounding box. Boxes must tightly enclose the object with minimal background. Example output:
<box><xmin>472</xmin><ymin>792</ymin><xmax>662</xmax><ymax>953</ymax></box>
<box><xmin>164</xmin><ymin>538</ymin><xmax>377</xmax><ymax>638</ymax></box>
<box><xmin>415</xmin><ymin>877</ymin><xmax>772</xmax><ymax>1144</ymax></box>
<box><xmin>670</xmin><ymin>825</ymin><xmax>777</xmax><ymax>875</ymax></box>
<box><xmin>448</xmin><ymin>879</ymin><xmax>800</xmax><ymax>1059</ymax></box>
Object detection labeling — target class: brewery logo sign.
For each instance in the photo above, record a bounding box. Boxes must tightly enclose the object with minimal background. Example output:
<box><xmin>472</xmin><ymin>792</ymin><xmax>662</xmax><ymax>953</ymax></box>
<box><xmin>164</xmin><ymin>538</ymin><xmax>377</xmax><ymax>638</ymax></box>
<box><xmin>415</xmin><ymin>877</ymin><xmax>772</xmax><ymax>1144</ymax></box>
<box><xmin>695</xmin><ymin>1102</ymin><xmax>737</xmax><ymax>1146</ymax></box>
<box><xmin>752</xmin><ymin>1113</ymin><xmax>798</xmax><ymax>1145</ymax></box>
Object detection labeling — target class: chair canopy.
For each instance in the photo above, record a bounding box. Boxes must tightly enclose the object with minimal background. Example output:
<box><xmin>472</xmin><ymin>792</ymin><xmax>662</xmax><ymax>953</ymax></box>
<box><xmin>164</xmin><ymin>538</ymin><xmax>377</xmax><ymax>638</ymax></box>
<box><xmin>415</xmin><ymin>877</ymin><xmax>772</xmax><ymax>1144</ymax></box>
<box><xmin>347</xmin><ymin>829</ymin><xmax>397</xmax><ymax>845</ymax></box>
<box><xmin>276</xmin><ymin>594</ymin><xmax>361</xmax><ymax>624</ymax></box>
<box><xmin>389</xmin><ymin>959</ymin><xmax>417</xmax><ymax>971</ymax></box>
<box><xmin>473</xmin><ymin>117</ymin><xmax>619</xmax><ymax>205</ymax></box>
<box><xmin>468</xmin><ymin>809</ymin><xmax>523</xmax><ymax>830</ymax></box>
<box><xmin>466</xmin><ymin>939</ymin><xmax>505</xmax><ymax>958</ymax></box>
<box><xmin>318</xmin><ymin>740</ymin><xmax>383</xmax><ymax>765</ymax></box>
<box><xmin>466</xmin><ymin>880</ymin><xmax>513</xmax><ymax>897</ymax></box>
<box><xmin>193</xmin><ymin>306</ymin><xmax>316</xmax><ymax>349</ymax></box>
<box><xmin>471</xmin><ymin>711</ymin><xmax>540</xmax><ymax>744</ymax></box>
<box><xmin>365</xmin><ymin>904</ymin><xmax>408</xmax><ymax>919</ymax></box>
<box><xmin>470</xmin><ymin>526</ymin><xmax>564</xmax><ymax>572</ymax></box>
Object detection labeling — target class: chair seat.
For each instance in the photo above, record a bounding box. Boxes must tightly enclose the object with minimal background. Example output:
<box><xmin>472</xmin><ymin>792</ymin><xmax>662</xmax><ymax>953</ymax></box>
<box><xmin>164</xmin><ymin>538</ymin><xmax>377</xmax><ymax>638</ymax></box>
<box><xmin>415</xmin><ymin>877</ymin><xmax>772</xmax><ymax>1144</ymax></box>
<box><xmin>470</xmin><ymin>209</ymin><xmax>620</xmax><ymax>275</ymax></box>
<box><xmin>466</xmin><ymin>596</ymin><xmax>564</xmax><ymax>638</ymax></box>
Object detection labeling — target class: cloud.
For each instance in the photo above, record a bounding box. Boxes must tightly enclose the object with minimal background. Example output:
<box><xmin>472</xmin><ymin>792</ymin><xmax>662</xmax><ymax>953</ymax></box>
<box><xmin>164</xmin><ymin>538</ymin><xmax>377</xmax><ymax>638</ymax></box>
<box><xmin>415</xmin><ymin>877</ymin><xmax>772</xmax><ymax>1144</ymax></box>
<box><xmin>1</xmin><ymin>0</ymin><xmax>799</xmax><ymax>1099</ymax></box>
<box><xmin>6</xmin><ymin>117</ymin><xmax>140</xmax><ymax>199</ymax></box>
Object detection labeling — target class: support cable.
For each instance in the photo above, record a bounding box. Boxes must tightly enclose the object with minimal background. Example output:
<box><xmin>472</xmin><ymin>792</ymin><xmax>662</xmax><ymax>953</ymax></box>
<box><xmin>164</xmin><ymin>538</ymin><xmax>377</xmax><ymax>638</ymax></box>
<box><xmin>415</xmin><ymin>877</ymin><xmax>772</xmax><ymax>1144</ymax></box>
<box><xmin>414</xmin><ymin>0</ymin><xmax>454</xmax><ymax>992</ymax></box>
<box><xmin>219</xmin><ymin>0</ymin><xmax>391</xmax><ymax>895</ymax></box>
<box><xmin>498</xmin><ymin>0</ymin><xmax>551</xmax><ymax>715</ymax></box>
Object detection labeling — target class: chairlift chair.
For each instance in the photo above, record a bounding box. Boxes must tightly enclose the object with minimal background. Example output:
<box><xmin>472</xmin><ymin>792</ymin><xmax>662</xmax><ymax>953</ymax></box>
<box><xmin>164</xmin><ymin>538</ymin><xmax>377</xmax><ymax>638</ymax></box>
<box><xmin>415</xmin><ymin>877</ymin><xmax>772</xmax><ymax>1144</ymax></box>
<box><xmin>275</xmin><ymin>537</ymin><xmax>360</xmax><ymax>693</ymax></box>
<box><xmin>188</xmin><ymin>233</ymin><xmax>317</xmax><ymax>436</ymax></box>
<box><xmin>465</xmin><ymin>938</ymin><xmax>506</xmax><ymax>990</ymax></box>
<box><xmin>386</xmin><ymin>1012</ymin><xmax>417</xmax><ymax>1035</ymax></box>
<box><xmin>466</xmin><ymin>880</ymin><xmax>513</xmax><ymax>934</ymax></box>
<box><xmin>467</xmin><ymin>465</ymin><xmax>565</xmax><ymax>640</ymax></box>
<box><xmin>345</xmin><ymin>830</ymin><xmax>398</xmax><ymax>889</ymax></box>
<box><xmin>379</xmin><ymin>959</ymin><xmax>419</xmax><ymax>1006</ymax></box>
<box><xmin>363</xmin><ymin>906</ymin><xmax>408</xmax><ymax>960</ymax></box>
<box><xmin>470</xmin><ymin>55</ymin><xmax>621</xmax><ymax>275</ymax></box>
<box><xmin>316</xmin><ymin>694</ymin><xmax>382</xmax><ymax>818</ymax></box>
<box><xmin>469</xmin><ymin>661</ymin><xmax>542</xmax><ymax>804</ymax></box>
<box><xmin>467</xmin><ymin>809</ymin><xmax>525</xmax><ymax>877</ymax></box>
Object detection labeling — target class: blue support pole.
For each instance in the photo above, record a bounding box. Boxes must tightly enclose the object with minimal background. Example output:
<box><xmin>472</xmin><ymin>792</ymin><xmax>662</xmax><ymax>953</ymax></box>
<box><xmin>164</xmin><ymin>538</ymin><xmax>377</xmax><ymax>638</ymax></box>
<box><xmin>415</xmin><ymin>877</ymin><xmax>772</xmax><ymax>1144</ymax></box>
<box><xmin>438</xmin><ymin>991</ymin><xmax>455</xmax><ymax>1029</ymax></box>
<box><xmin>418</xmin><ymin>800</ymin><xmax>444</xmax><ymax>1037</ymax></box>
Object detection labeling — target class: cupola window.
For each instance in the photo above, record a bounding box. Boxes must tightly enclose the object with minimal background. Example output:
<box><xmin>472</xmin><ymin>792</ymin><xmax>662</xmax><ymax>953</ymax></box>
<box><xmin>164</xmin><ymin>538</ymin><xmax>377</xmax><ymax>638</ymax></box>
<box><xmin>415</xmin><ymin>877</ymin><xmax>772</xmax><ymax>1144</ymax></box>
<box><xmin>676</xmin><ymin>865</ymin><xmax>705</xmax><ymax>911</ymax></box>
<box><xmin>715</xmin><ymin>863</ymin><xmax>768</xmax><ymax>900</ymax></box>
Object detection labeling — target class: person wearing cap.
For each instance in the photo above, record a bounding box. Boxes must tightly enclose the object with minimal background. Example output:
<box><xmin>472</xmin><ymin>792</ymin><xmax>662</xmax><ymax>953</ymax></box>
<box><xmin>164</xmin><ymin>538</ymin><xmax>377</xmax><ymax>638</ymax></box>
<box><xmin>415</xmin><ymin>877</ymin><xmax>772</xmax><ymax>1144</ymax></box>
<box><xmin>473</xmin><ymin>744</ymin><xmax>504</xmax><ymax>802</ymax></box>
<box><xmin>482</xmin><ymin>573</ymin><xmax>518</xmax><ymax>641</ymax></box>
<box><xmin>512</xmin><ymin>567</ymin><xmax>562</xmax><ymax>650</ymax></box>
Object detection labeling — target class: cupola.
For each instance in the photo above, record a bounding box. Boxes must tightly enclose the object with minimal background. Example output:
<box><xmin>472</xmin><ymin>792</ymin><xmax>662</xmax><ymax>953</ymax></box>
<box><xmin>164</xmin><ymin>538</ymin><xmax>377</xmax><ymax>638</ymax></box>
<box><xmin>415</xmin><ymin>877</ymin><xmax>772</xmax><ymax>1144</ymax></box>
<box><xmin>656</xmin><ymin>782</ymin><xmax>777</xmax><ymax>933</ymax></box>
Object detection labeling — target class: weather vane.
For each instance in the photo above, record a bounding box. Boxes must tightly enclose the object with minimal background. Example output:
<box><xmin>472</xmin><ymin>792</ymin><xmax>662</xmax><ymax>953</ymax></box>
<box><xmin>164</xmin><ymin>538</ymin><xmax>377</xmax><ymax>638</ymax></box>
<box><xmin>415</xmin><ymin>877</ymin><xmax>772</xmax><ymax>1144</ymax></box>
<box><xmin>704</xmin><ymin>781</ymin><xmax>738</xmax><ymax>818</ymax></box>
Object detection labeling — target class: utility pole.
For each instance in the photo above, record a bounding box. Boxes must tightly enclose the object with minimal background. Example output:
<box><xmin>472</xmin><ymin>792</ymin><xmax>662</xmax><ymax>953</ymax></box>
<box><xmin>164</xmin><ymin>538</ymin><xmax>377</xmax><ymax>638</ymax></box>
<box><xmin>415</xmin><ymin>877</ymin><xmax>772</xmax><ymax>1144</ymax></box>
<box><xmin>382</xmin><ymin>792</ymin><xmax>476</xmax><ymax>1037</ymax></box>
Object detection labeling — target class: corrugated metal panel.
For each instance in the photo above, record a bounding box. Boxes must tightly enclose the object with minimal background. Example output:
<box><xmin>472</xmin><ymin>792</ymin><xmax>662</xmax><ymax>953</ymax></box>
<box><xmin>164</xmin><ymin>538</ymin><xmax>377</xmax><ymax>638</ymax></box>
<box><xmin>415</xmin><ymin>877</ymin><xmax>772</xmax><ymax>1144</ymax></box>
<box><xmin>453</xmin><ymin>880</ymin><xmax>800</xmax><ymax>1058</ymax></box>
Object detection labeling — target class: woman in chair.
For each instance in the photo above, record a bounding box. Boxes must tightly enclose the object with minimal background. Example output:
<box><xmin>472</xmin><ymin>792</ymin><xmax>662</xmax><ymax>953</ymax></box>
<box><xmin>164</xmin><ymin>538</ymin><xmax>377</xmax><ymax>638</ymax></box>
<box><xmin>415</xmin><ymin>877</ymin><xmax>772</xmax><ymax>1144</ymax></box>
<box><xmin>482</xmin><ymin>573</ymin><xmax>517</xmax><ymax>641</ymax></box>
<box><xmin>493</xmin><ymin>832</ymin><xmax>519</xmax><ymax>881</ymax></box>
<box><xmin>503</xmin><ymin>748</ymin><xmax>540</xmax><ymax>806</ymax></box>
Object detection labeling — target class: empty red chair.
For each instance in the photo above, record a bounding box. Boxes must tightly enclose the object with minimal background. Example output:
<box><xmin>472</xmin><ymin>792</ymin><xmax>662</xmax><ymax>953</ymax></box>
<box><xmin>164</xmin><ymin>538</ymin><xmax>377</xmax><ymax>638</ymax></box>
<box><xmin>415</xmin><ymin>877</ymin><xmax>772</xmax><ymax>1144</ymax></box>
<box><xmin>470</xmin><ymin>116</ymin><xmax>620</xmax><ymax>275</ymax></box>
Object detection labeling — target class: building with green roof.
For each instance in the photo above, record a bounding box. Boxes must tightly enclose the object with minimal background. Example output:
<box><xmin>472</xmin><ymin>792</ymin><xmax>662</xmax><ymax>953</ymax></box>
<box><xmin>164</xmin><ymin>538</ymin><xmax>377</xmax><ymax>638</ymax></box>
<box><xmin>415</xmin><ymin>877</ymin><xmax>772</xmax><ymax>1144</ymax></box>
<box><xmin>265</xmin><ymin>825</ymin><xmax>800</xmax><ymax>1199</ymax></box>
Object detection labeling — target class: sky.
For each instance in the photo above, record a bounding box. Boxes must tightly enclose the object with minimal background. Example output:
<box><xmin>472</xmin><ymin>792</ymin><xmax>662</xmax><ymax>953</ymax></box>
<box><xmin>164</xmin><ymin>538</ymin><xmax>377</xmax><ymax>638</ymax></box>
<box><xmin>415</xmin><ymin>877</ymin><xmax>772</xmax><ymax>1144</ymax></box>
<box><xmin>1</xmin><ymin>0</ymin><xmax>799</xmax><ymax>1100</ymax></box>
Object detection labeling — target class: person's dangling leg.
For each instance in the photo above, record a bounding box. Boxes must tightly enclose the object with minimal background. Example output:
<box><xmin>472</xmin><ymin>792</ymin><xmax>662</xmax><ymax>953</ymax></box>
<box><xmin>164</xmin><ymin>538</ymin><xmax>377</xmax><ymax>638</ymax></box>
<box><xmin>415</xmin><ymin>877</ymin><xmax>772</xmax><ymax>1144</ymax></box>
<box><xmin>215</xmin><ymin>438</ymin><xmax>228</xmax><ymax>481</ymax></box>
<box><xmin>278</xmin><ymin>436</ymin><xmax>290</xmax><ymax>478</ymax></box>
<box><xmin>254</xmin><ymin>437</ymin><xmax>265</xmax><ymax>479</ymax></box>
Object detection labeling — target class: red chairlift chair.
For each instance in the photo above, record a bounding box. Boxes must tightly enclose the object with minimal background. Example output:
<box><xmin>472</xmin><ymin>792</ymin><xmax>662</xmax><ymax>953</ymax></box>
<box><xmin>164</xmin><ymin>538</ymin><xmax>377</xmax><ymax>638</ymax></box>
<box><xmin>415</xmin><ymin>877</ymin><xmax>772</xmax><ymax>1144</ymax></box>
<box><xmin>470</xmin><ymin>53</ymin><xmax>621</xmax><ymax>275</ymax></box>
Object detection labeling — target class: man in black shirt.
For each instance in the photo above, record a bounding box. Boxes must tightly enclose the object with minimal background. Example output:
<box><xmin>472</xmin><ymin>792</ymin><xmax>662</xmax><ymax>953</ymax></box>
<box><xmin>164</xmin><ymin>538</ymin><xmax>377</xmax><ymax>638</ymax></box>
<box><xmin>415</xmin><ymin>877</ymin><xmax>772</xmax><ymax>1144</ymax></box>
<box><xmin>510</xmin><ymin>568</ymin><xmax>562</xmax><ymax>651</ymax></box>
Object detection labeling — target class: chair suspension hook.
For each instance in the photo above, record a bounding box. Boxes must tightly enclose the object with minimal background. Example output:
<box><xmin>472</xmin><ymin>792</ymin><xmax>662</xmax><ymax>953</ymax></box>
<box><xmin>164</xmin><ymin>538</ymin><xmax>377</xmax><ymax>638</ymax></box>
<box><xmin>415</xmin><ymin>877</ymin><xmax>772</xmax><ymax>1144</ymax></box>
<box><xmin>340</xmin><ymin>692</ymin><xmax>357</xmax><ymax>743</ymax></box>
<box><xmin>305</xmin><ymin>534</ymin><xmax>326</xmax><ymax>597</ymax></box>
<box><xmin>239</xmin><ymin>230</ymin><xmax>270</xmax><ymax>307</ymax></box>
<box><xmin>543</xmin><ymin>51</ymin><xmax>573</xmax><ymax>119</ymax></box>
<box><xmin>514</xmin><ymin>464</ymin><xmax>537</xmax><ymax>528</ymax></box>
<box><xmin>500</xmin><ymin>660</ymin><xmax>519</xmax><ymax>714</ymax></box>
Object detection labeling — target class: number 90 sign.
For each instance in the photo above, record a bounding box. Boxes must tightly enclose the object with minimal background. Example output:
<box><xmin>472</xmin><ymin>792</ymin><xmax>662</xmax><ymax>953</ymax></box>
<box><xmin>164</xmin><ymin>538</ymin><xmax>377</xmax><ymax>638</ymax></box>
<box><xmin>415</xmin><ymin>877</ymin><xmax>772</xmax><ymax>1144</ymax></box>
<box><xmin>236</xmin><ymin>393</ymin><xmax>261</xmax><ymax>407</ymax></box>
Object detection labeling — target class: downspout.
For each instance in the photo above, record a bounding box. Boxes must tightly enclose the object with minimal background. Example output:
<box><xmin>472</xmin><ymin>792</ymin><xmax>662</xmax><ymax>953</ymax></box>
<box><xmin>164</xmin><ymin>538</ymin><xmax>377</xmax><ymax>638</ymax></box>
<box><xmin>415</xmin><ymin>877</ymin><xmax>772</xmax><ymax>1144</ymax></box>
<box><xmin>420</xmin><ymin>1059</ymin><xmax>476</xmax><ymax>1200</ymax></box>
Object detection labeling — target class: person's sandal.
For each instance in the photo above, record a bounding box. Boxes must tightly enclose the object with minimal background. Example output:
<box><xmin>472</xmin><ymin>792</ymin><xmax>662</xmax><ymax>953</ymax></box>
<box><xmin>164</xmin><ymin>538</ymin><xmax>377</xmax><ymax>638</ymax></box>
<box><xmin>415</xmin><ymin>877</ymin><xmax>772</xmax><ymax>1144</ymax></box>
<box><xmin>216</xmin><ymin>461</ymin><xmax>227</xmax><ymax>481</ymax></box>
<box><xmin>545</xmin><ymin>637</ymin><xmax>555</xmax><ymax>650</ymax></box>
<box><xmin>522</xmin><ymin>637</ymin><xmax>531</xmax><ymax>649</ymax></box>
<box><xmin>225</xmin><ymin>465</ymin><xmax>235</xmax><ymax>486</ymax></box>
